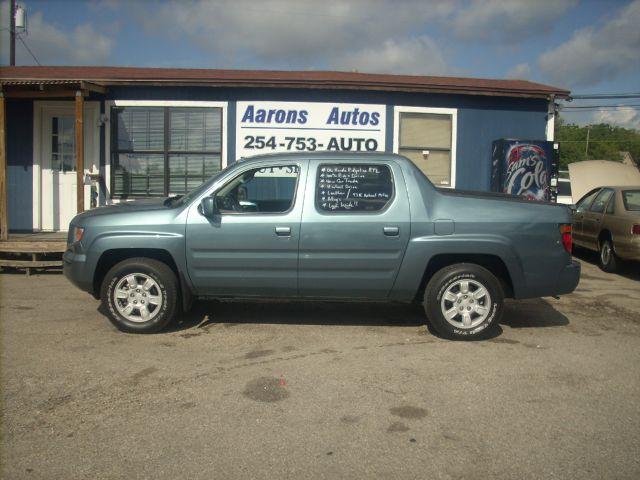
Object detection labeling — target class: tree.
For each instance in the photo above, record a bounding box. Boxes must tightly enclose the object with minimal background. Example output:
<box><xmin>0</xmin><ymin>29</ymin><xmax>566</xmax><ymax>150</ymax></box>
<box><xmin>555</xmin><ymin>117</ymin><xmax>640</xmax><ymax>168</ymax></box>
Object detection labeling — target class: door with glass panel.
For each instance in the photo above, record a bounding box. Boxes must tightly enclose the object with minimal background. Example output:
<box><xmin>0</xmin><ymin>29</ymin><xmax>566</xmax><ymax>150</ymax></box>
<box><xmin>41</xmin><ymin>108</ymin><xmax>77</xmax><ymax>231</ymax></box>
<box><xmin>397</xmin><ymin>110</ymin><xmax>455</xmax><ymax>188</ymax></box>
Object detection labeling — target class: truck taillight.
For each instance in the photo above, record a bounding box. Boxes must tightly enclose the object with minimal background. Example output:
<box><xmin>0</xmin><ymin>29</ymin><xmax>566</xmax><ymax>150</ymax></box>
<box><xmin>560</xmin><ymin>224</ymin><xmax>572</xmax><ymax>254</ymax></box>
<box><xmin>632</xmin><ymin>225</ymin><xmax>640</xmax><ymax>235</ymax></box>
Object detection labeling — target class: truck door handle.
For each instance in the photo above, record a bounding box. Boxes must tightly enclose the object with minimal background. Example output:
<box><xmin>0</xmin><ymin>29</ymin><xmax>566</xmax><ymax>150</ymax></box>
<box><xmin>383</xmin><ymin>226</ymin><xmax>399</xmax><ymax>236</ymax></box>
<box><xmin>275</xmin><ymin>226</ymin><xmax>291</xmax><ymax>236</ymax></box>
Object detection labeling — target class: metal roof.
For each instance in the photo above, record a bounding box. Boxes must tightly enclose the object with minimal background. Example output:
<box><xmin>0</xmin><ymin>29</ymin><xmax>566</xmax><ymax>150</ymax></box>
<box><xmin>0</xmin><ymin>66</ymin><xmax>570</xmax><ymax>99</ymax></box>
<box><xmin>0</xmin><ymin>79</ymin><xmax>81</xmax><ymax>86</ymax></box>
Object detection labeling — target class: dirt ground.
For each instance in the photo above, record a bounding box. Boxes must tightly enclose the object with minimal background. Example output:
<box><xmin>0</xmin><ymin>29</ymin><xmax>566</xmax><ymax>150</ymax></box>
<box><xmin>1</xmin><ymin>252</ymin><xmax>639</xmax><ymax>480</ymax></box>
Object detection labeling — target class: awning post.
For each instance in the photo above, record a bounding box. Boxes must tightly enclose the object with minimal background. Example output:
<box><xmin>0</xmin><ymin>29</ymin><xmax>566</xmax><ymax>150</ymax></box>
<box><xmin>0</xmin><ymin>91</ymin><xmax>8</xmax><ymax>240</ymax></box>
<box><xmin>75</xmin><ymin>90</ymin><xmax>84</xmax><ymax>214</ymax></box>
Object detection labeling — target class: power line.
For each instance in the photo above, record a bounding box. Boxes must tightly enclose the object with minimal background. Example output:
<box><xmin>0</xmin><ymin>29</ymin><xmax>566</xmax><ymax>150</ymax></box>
<box><xmin>570</xmin><ymin>93</ymin><xmax>640</xmax><ymax>99</ymax></box>
<box><xmin>556</xmin><ymin>140</ymin><xmax>640</xmax><ymax>143</ymax></box>
<box><xmin>562</xmin><ymin>109</ymin><xmax>640</xmax><ymax>113</ymax></box>
<box><xmin>16</xmin><ymin>34</ymin><xmax>40</xmax><ymax>66</ymax></box>
<box><xmin>562</xmin><ymin>105</ymin><xmax>640</xmax><ymax>110</ymax></box>
<box><xmin>561</xmin><ymin>109</ymin><xmax>640</xmax><ymax>113</ymax></box>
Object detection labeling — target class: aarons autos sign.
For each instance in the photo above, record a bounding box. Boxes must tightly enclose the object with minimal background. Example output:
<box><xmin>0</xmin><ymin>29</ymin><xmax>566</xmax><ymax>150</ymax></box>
<box><xmin>235</xmin><ymin>101</ymin><xmax>386</xmax><ymax>159</ymax></box>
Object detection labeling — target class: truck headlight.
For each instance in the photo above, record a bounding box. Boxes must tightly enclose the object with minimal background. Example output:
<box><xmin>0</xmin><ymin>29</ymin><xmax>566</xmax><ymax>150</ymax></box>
<box><xmin>73</xmin><ymin>226</ymin><xmax>85</xmax><ymax>243</ymax></box>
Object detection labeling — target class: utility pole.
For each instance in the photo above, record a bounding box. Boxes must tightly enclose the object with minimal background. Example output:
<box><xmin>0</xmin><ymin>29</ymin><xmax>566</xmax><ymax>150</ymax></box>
<box><xmin>9</xmin><ymin>0</ymin><xmax>16</xmax><ymax>65</ymax></box>
<box><xmin>584</xmin><ymin>126</ymin><xmax>591</xmax><ymax>160</ymax></box>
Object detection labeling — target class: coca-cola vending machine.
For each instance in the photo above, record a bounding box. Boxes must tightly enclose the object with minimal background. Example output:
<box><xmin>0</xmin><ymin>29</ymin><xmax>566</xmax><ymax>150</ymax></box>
<box><xmin>490</xmin><ymin>139</ymin><xmax>558</xmax><ymax>202</ymax></box>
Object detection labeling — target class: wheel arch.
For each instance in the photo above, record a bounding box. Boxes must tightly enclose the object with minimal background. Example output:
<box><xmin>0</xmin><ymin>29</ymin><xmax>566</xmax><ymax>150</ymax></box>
<box><xmin>93</xmin><ymin>248</ymin><xmax>192</xmax><ymax>311</ymax></box>
<box><xmin>598</xmin><ymin>228</ymin><xmax>613</xmax><ymax>245</ymax></box>
<box><xmin>414</xmin><ymin>253</ymin><xmax>514</xmax><ymax>302</ymax></box>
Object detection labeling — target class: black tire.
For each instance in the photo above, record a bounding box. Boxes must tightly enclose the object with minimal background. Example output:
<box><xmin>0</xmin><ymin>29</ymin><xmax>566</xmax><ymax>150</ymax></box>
<box><xmin>423</xmin><ymin>263</ymin><xmax>504</xmax><ymax>340</ymax></box>
<box><xmin>100</xmin><ymin>257</ymin><xmax>178</xmax><ymax>333</ymax></box>
<box><xmin>598</xmin><ymin>239</ymin><xmax>618</xmax><ymax>273</ymax></box>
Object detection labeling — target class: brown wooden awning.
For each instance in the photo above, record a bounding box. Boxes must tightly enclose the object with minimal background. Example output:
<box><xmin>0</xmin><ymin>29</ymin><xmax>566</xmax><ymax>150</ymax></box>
<box><xmin>0</xmin><ymin>79</ymin><xmax>106</xmax><ymax>98</ymax></box>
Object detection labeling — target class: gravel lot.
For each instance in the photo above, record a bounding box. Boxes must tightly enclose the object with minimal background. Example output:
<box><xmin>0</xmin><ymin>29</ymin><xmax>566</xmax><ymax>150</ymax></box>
<box><xmin>1</xmin><ymin>253</ymin><xmax>639</xmax><ymax>480</ymax></box>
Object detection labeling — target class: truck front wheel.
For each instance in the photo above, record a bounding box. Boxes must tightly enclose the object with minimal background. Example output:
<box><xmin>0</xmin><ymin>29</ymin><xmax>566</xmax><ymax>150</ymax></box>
<box><xmin>424</xmin><ymin>263</ymin><xmax>504</xmax><ymax>340</ymax></box>
<box><xmin>100</xmin><ymin>258</ymin><xmax>178</xmax><ymax>333</ymax></box>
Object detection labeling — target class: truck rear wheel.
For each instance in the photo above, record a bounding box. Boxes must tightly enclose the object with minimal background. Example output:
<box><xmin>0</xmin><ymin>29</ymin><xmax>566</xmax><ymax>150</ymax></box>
<box><xmin>424</xmin><ymin>263</ymin><xmax>503</xmax><ymax>340</ymax></box>
<box><xmin>100</xmin><ymin>258</ymin><xmax>178</xmax><ymax>334</ymax></box>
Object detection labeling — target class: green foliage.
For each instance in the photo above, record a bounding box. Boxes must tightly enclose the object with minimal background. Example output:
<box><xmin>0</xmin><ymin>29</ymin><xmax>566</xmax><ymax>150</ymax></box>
<box><xmin>555</xmin><ymin>118</ymin><xmax>640</xmax><ymax>168</ymax></box>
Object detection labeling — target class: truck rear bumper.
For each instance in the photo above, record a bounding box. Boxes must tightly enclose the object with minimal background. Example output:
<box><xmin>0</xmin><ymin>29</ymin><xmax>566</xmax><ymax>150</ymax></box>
<box><xmin>555</xmin><ymin>260</ymin><xmax>581</xmax><ymax>296</ymax></box>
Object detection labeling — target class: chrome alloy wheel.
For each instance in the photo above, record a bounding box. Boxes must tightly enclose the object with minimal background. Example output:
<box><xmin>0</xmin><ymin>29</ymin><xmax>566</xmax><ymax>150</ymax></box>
<box><xmin>600</xmin><ymin>241</ymin><xmax>612</xmax><ymax>266</ymax></box>
<box><xmin>113</xmin><ymin>273</ymin><xmax>163</xmax><ymax>323</ymax></box>
<box><xmin>440</xmin><ymin>279</ymin><xmax>492</xmax><ymax>329</ymax></box>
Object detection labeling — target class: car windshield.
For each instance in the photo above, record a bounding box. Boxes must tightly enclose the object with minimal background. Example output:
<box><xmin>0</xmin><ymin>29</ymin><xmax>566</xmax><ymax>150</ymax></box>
<box><xmin>622</xmin><ymin>190</ymin><xmax>640</xmax><ymax>211</ymax></box>
<box><xmin>165</xmin><ymin>164</ymin><xmax>235</xmax><ymax>208</ymax></box>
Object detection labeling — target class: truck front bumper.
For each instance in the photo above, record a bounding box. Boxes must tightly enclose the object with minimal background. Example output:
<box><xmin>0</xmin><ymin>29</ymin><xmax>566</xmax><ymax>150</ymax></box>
<box><xmin>555</xmin><ymin>260</ymin><xmax>581</xmax><ymax>295</ymax></box>
<box><xmin>63</xmin><ymin>247</ymin><xmax>94</xmax><ymax>294</ymax></box>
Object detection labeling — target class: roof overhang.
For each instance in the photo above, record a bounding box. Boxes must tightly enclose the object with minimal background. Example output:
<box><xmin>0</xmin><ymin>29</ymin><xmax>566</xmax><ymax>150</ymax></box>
<box><xmin>0</xmin><ymin>79</ymin><xmax>107</xmax><ymax>98</ymax></box>
<box><xmin>0</xmin><ymin>66</ymin><xmax>570</xmax><ymax>100</ymax></box>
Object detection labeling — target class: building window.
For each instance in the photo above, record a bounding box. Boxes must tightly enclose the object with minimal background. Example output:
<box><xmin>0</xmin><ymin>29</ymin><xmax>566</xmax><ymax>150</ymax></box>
<box><xmin>111</xmin><ymin>106</ymin><xmax>222</xmax><ymax>197</ymax></box>
<box><xmin>51</xmin><ymin>115</ymin><xmax>76</xmax><ymax>173</ymax></box>
<box><xmin>396</xmin><ymin>108</ymin><xmax>455</xmax><ymax>187</ymax></box>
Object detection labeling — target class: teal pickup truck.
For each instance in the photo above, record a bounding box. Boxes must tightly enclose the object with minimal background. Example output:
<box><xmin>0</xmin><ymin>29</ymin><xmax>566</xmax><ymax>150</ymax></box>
<box><xmin>64</xmin><ymin>152</ymin><xmax>580</xmax><ymax>339</ymax></box>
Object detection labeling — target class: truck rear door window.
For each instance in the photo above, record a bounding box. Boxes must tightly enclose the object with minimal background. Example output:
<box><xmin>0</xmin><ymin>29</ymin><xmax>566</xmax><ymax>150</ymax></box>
<box><xmin>316</xmin><ymin>164</ymin><xmax>393</xmax><ymax>212</ymax></box>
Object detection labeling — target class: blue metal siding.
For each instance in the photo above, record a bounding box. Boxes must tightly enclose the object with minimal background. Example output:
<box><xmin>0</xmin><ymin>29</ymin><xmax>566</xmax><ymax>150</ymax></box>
<box><xmin>4</xmin><ymin>88</ymin><xmax>549</xmax><ymax>228</ymax></box>
<box><xmin>108</xmin><ymin>87</ymin><xmax>548</xmax><ymax>191</ymax></box>
<box><xmin>226</xmin><ymin>100</ymin><xmax>236</xmax><ymax>166</ymax></box>
<box><xmin>7</xmin><ymin>100</ymin><xmax>33</xmax><ymax>231</ymax></box>
<box><xmin>457</xmin><ymin>107</ymin><xmax>547</xmax><ymax>190</ymax></box>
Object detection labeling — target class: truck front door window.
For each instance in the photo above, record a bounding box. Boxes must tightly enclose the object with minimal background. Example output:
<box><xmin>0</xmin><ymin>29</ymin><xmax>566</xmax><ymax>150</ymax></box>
<box><xmin>215</xmin><ymin>165</ymin><xmax>299</xmax><ymax>214</ymax></box>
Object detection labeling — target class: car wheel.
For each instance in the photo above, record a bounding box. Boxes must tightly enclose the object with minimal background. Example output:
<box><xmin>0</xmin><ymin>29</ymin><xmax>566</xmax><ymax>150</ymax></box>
<box><xmin>598</xmin><ymin>239</ymin><xmax>618</xmax><ymax>273</ymax></box>
<box><xmin>424</xmin><ymin>263</ymin><xmax>504</xmax><ymax>340</ymax></box>
<box><xmin>100</xmin><ymin>257</ymin><xmax>178</xmax><ymax>333</ymax></box>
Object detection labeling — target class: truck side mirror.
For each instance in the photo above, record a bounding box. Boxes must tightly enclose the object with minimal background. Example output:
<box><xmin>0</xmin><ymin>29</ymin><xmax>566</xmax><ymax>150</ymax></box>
<box><xmin>200</xmin><ymin>196</ymin><xmax>218</xmax><ymax>217</ymax></box>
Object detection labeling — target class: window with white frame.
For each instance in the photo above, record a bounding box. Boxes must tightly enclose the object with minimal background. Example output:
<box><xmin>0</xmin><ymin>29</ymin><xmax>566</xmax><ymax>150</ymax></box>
<box><xmin>397</xmin><ymin>109</ymin><xmax>455</xmax><ymax>187</ymax></box>
<box><xmin>111</xmin><ymin>106</ymin><xmax>223</xmax><ymax>197</ymax></box>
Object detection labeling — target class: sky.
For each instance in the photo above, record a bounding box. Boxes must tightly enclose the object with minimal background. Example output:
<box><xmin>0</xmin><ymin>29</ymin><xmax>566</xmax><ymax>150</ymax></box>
<box><xmin>1</xmin><ymin>0</ymin><xmax>639</xmax><ymax>129</ymax></box>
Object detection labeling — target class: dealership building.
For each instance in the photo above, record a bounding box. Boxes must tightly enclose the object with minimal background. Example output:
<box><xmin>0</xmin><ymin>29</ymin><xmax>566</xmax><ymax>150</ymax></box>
<box><xmin>0</xmin><ymin>66</ymin><xmax>569</xmax><ymax>236</ymax></box>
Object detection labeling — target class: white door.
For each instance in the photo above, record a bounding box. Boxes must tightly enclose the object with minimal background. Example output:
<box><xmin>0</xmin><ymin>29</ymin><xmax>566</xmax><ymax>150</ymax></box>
<box><xmin>38</xmin><ymin>103</ymin><xmax>98</xmax><ymax>231</ymax></box>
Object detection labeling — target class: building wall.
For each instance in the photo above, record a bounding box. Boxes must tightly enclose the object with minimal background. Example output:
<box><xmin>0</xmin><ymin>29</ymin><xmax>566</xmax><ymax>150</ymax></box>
<box><xmin>108</xmin><ymin>86</ymin><xmax>548</xmax><ymax>191</ymax></box>
<box><xmin>6</xmin><ymin>99</ymin><xmax>33</xmax><ymax>231</ymax></box>
<box><xmin>4</xmin><ymin>86</ymin><xmax>548</xmax><ymax>230</ymax></box>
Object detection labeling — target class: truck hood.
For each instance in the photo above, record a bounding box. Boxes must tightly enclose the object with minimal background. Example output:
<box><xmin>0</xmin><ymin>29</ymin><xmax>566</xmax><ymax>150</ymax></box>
<box><xmin>73</xmin><ymin>198</ymin><xmax>173</xmax><ymax>221</ymax></box>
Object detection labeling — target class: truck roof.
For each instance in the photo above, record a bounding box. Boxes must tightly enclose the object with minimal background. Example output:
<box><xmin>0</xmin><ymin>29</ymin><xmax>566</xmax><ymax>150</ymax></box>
<box><xmin>237</xmin><ymin>151</ymin><xmax>411</xmax><ymax>165</ymax></box>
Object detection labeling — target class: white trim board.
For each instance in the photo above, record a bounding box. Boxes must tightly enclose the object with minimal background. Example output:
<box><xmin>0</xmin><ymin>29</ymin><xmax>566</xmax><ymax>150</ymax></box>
<box><xmin>393</xmin><ymin>106</ymin><xmax>458</xmax><ymax>189</ymax></box>
<box><xmin>546</xmin><ymin>100</ymin><xmax>555</xmax><ymax>141</ymax></box>
<box><xmin>104</xmin><ymin>100</ymin><xmax>228</xmax><ymax>203</ymax></box>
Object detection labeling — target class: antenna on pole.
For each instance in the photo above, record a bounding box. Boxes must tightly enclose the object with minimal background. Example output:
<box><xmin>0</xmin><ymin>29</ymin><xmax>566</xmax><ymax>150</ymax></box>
<box><xmin>15</xmin><ymin>4</ymin><xmax>26</xmax><ymax>32</ymax></box>
<box><xmin>9</xmin><ymin>0</ymin><xmax>16</xmax><ymax>66</ymax></box>
<box><xmin>9</xmin><ymin>1</ymin><xmax>29</xmax><ymax>66</ymax></box>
